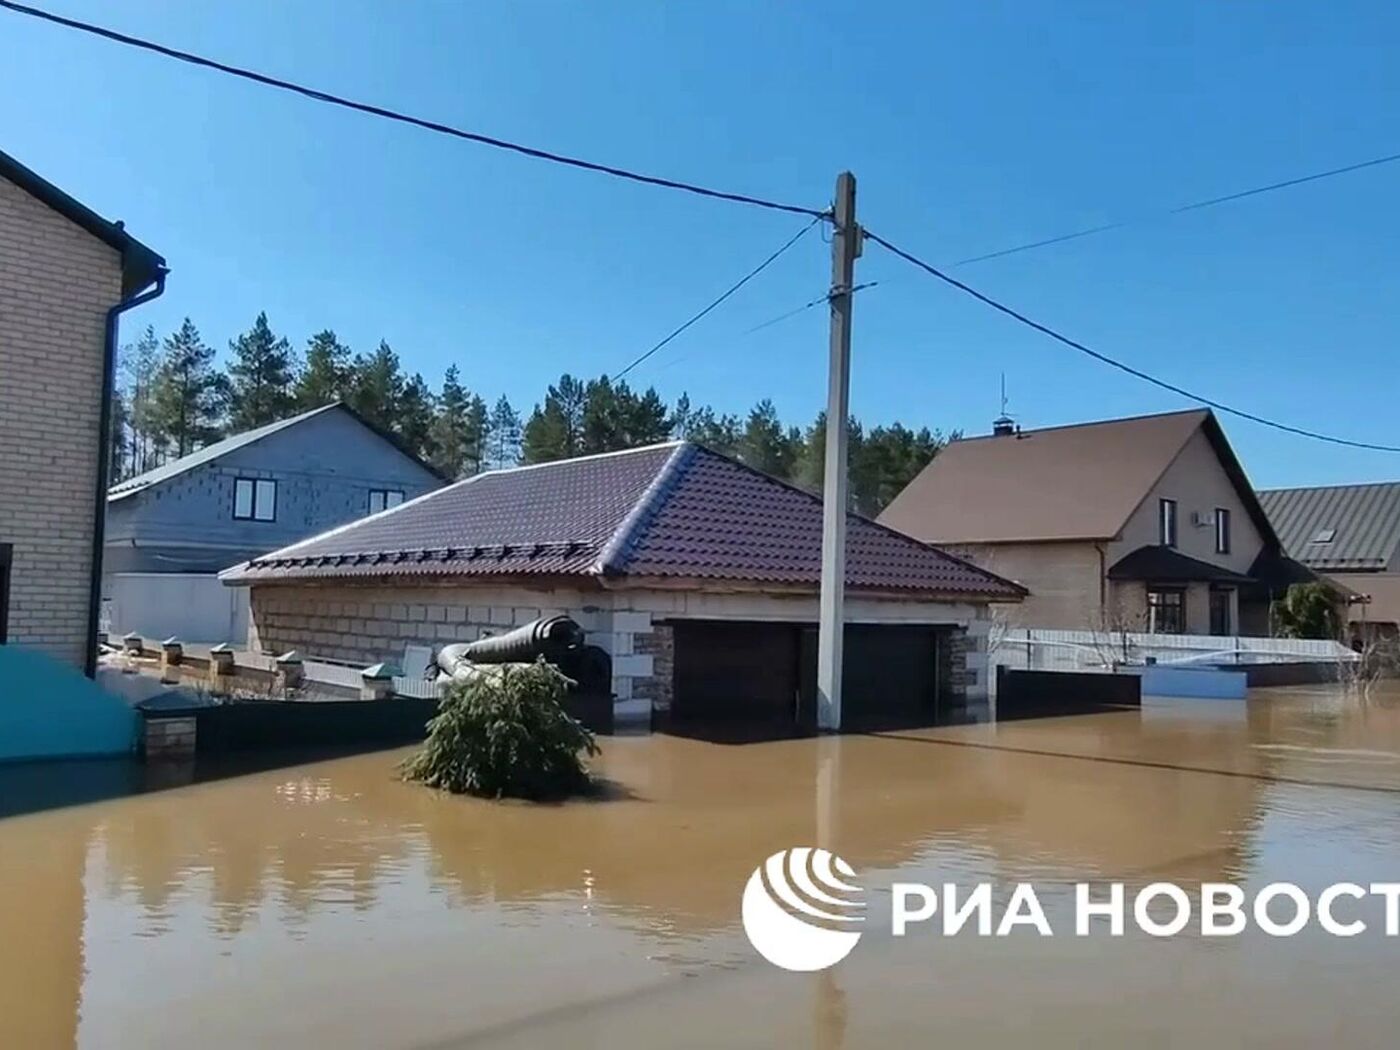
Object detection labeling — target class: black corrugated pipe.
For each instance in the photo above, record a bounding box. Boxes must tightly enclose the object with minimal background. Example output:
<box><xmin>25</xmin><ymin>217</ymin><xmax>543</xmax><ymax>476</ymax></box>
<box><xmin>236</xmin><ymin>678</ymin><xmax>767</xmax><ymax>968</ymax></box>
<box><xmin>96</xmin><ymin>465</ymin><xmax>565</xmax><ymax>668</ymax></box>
<box><xmin>85</xmin><ymin>268</ymin><xmax>167</xmax><ymax>677</ymax></box>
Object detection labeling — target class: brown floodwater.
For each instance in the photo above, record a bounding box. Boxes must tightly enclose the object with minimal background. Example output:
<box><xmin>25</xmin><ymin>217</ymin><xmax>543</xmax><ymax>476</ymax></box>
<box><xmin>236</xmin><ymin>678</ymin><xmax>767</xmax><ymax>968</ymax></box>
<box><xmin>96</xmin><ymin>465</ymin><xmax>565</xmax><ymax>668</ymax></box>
<box><xmin>3</xmin><ymin>684</ymin><xmax>1400</xmax><ymax>1048</ymax></box>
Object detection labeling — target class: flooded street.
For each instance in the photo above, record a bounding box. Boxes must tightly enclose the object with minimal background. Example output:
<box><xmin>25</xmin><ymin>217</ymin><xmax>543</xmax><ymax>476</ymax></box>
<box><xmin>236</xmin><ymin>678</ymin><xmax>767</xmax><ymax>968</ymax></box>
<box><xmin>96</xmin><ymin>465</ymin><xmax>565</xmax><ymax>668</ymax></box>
<box><xmin>3</xmin><ymin>683</ymin><xmax>1400</xmax><ymax>1048</ymax></box>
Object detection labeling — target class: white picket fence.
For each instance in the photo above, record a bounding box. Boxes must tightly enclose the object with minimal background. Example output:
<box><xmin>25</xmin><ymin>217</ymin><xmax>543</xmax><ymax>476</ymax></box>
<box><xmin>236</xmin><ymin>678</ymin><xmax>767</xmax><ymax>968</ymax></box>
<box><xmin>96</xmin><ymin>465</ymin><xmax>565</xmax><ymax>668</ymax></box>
<box><xmin>990</xmin><ymin>627</ymin><xmax>1357</xmax><ymax>676</ymax></box>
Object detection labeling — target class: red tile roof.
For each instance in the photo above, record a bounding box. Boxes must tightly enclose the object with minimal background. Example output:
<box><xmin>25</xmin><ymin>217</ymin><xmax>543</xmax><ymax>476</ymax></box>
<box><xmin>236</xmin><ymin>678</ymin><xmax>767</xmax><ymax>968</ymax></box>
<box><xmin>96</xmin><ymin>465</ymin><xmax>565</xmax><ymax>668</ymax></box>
<box><xmin>221</xmin><ymin>442</ymin><xmax>1023</xmax><ymax>600</ymax></box>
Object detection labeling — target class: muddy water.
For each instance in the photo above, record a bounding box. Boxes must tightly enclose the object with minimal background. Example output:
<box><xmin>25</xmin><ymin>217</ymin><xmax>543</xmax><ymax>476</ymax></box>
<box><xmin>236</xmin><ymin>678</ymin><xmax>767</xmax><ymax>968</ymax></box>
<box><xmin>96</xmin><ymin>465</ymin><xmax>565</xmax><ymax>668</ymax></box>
<box><xmin>3</xmin><ymin>684</ymin><xmax>1400</xmax><ymax>1048</ymax></box>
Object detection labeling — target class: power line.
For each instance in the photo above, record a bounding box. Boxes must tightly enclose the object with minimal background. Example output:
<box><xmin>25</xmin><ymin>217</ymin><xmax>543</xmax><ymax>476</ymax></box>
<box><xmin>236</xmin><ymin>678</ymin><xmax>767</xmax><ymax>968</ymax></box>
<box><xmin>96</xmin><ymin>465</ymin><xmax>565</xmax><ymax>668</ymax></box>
<box><xmin>954</xmin><ymin>151</ymin><xmax>1400</xmax><ymax>266</ymax></box>
<box><xmin>864</xmin><ymin>227</ymin><xmax>1400</xmax><ymax>453</ymax></box>
<box><xmin>0</xmin><ymin>0</ymin><xmax>825</xmax><ymax>219</ymax></box>
<box><xmin>741</xmin><ymin>281</ymin><xmax>879</xmax><ymax>336</ymax></box>
<box><xmin>611</xmin><ymin>216</ymin><xmax>822</xmax><ymax>381</ymax></box>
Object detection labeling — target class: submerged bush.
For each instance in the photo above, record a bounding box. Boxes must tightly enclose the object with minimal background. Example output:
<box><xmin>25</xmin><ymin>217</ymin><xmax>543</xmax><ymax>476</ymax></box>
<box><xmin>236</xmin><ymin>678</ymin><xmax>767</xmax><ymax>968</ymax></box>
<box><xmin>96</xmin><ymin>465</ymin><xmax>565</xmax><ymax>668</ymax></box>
<box><xmin>403</xmin><ymin>659</ymin><xmax>598</xmax><ymax>800</ymax></box>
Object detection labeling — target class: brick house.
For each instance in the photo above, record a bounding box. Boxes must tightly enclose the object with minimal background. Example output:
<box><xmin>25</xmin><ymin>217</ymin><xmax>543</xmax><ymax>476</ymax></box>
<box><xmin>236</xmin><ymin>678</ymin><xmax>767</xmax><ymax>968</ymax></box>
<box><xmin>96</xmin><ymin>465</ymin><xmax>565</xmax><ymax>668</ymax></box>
<box><xmin>222</xmin><ymin>442</ymin><xmax>1023</xmax><ymax>731</ymax></box>
<box><xmin>0</xmin><ymin>149</ymin><xmax>165</xmax><ymax>673</ymax></box>
<box><xmin>879</xmin><ymin>409</ymin><xmax>1310</xmax><ymax>637</ymax></box>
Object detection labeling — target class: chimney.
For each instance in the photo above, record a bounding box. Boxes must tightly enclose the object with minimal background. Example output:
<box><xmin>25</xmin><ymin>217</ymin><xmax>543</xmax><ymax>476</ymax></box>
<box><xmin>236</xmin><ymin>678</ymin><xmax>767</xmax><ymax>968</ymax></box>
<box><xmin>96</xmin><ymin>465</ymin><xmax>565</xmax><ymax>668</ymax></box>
<box><xmin>992</xmin><ymin>415</ymin><xmax>1015</xmax><ymax>437</ymax></box>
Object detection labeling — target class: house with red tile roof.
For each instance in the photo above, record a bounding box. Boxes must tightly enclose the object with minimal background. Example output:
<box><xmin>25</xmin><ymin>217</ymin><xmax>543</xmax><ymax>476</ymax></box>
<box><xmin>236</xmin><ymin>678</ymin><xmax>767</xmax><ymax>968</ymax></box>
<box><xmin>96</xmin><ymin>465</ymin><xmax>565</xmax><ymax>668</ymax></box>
<box><xmin>221</xmin><ymin>441</ymin><xmax>1023</xmax><ymax>731</ymax></box>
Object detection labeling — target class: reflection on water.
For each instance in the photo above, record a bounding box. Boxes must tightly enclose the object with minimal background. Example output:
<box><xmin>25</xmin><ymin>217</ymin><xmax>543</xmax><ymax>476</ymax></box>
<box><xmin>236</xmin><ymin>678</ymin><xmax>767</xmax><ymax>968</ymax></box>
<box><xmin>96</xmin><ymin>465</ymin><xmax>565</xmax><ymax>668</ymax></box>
<box><xmin>2</xmin><ymin>684</ymin><xmax>1399</xmax><ymax>1048</ymax></box>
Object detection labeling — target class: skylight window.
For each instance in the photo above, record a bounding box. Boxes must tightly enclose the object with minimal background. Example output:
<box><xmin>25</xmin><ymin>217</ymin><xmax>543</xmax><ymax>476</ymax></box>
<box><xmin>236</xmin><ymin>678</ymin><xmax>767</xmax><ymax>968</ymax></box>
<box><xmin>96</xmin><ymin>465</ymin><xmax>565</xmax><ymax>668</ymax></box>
<box><xmin>1310</xmin><ymin>527</ymin><xmax>1336</xmax><ymax>544</ymax></box>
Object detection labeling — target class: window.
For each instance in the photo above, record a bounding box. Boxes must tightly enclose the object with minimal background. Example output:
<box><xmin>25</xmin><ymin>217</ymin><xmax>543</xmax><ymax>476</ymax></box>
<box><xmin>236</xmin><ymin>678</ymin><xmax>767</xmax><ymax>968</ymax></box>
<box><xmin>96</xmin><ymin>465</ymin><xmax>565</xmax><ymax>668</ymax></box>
<box><xmin>1159</xmin><ymin>498</ymin><xmax>1178</xmax><ymax>548</ymax></box>
<box><xmin>233</xmin><ymin>478</ymin><xmax>277</xmax><ymax>522</ymax></box>
<box><xmin>0</xmin><ymin>543</ymin><xmax>12</xmax><ymax>644</ymax></box>
<box><xmin>368</xmin><ymin>489</ymin><xmax>405</xmax><ymax>515</ymax></box>
<box><xmin>1215</xmin><ymin>507</ymin><xmax>1231</xmax><ymax>554</ymax></box>
<box><xmin>1147</xmin><ymin>587</ymin><xmax>1186</xmax><ymax>634</ymax></box>
<box><xmin>1311</xmin><ymin>527</ymin><xmax>1336</xmax><ymax>545</ymax></box>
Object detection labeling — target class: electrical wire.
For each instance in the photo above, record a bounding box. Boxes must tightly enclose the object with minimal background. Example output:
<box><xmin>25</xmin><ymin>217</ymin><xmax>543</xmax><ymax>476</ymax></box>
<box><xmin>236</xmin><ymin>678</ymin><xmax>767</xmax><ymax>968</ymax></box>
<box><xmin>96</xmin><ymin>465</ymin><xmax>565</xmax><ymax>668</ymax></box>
<box><xmin>741</xmin><ymin>281</ymin><xmax>879</xmax><ymax>335</ymax></box>
<box><xmin>954</xmin><ymin>152</ymin><xmax>1400</xmax><ymax>266</ymax></box>
<box><xmin>864</xmin><ymin>227</ymin><xmax>1400</xmax><ymax>453</ymax></box>
<box><xmin>0</xmin><ymin>0</ymin><xmax>825</xmax><ymax>219</ymax></box>
<box><xmin>611</xmin><ymin>216</ymin><xmax>822</xmax><ymax>381</ymax></box>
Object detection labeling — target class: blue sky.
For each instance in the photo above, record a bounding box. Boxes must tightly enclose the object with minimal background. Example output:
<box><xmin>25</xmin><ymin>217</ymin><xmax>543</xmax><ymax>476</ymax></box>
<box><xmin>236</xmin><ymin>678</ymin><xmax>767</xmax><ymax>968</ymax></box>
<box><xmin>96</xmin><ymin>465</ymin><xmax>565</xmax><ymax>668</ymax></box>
<box><xmin>4</xmin><ymin>1</ymin><xmax>1398</xmax><ymax>487</ymax></box>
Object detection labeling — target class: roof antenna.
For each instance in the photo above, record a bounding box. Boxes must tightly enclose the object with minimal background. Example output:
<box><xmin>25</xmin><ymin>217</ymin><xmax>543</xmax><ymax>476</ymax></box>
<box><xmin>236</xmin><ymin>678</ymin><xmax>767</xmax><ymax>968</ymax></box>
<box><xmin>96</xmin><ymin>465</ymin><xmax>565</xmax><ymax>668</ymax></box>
<box><xmin>992</xmin><ymin>372</ymin><xmax>1016</xmax><ymax>436</ymax></box>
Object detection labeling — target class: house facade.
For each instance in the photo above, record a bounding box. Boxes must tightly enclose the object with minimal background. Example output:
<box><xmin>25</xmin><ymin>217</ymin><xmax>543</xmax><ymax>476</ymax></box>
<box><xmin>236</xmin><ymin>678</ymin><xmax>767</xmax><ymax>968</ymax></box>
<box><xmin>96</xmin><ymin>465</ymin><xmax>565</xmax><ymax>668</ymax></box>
<box><xmin>879</xmin><ymin>410</ymin><xmax>1301</xmax><ymax>636</ymax></box>
<box><xmin>0</xmin><ymin>148</ymin><xmax>164</xmax><ymax>673</ymax></box>
<box><xmin>1260</xmin><ymin>482</ymin><xmax>1400</xmax><ymax>641</ymax></box>
<box><xmin>104</xmin><ymin>402</ymin><xmax>444</xmax><ymax>642</ymax></box>
<box><xmin>222</xmin><ymin>442</ymin><xmax>1024</xmax><ymax>731</ymax></box>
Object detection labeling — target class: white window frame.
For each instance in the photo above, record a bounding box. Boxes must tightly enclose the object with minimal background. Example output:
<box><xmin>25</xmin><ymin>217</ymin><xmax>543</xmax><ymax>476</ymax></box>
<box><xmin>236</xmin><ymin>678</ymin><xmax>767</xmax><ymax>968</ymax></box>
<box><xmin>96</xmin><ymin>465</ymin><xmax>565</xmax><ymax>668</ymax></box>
<box><xmin>233</xmin><ymin>477</ymin><xmax>277</xmax><ymax>522</ymax></box>
<box><xmin>1159</xmin><ymin>498</ymin><xmax>1177</xmax><ymax>548</ymax></box>
<box><xmin>368</xmin><ymin>488</ymin><xmax>406</xmax><ymax>515</ymax></box>
<box><xmin>1215</xmin><ymin>507</ymin><xmax>1231</xmax><ymax>554</ymax></box>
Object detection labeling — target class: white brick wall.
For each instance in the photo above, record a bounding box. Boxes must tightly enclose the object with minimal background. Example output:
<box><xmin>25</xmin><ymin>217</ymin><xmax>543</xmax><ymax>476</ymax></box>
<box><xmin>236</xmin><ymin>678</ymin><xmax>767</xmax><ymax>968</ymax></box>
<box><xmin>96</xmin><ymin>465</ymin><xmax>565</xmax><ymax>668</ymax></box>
<box><xmin>243</xmin><ymin>580</ymin><xmax>987</xmax><ymax>723</ymax></box>
<box><xmin>0</xmin><ymin>175</ymin><xmax>123</xmax><ymax>667</ymax></box>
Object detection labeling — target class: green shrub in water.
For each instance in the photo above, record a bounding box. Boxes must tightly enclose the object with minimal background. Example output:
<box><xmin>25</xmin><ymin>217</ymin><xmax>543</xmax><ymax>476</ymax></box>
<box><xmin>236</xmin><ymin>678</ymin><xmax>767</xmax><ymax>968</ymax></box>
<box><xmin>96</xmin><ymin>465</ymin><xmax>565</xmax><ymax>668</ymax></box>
<box><xmin>403</xmin><ymin>659</ymin><xmax>598</xmax><ymax>800</ymax></box>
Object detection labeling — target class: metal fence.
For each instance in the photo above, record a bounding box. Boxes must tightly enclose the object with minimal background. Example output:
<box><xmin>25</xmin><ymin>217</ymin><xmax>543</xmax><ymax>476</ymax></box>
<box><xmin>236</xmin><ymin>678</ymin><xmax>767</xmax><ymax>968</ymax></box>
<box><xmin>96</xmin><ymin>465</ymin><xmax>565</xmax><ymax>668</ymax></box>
<box><xmin>990</xmin><ymin>627</ymin><xmax>1357</xmax><ymax>677</ymax></box>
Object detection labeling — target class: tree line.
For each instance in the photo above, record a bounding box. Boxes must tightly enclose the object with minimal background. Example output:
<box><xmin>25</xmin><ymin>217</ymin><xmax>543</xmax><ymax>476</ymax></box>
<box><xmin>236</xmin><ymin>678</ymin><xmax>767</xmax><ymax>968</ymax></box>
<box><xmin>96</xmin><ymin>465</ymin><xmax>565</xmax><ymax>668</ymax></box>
<box><xmin>112</xmin><ymin>314</ymin><xmax>955</xmax><ymax>516</ymax></box>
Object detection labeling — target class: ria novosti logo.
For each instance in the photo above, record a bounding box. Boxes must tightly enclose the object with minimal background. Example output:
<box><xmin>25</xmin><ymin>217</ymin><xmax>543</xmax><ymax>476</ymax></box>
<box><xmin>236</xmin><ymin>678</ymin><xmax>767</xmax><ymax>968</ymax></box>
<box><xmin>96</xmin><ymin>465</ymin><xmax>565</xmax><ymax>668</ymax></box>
<box><xmin>741</xmin><ymin>848</ymin><xmax>866</xmax><ymax>971</ymax></box>
<box><xmin>742</xmin><ymin>846</ymin><xmax>1400</xmax><ymax>972</ymax></box>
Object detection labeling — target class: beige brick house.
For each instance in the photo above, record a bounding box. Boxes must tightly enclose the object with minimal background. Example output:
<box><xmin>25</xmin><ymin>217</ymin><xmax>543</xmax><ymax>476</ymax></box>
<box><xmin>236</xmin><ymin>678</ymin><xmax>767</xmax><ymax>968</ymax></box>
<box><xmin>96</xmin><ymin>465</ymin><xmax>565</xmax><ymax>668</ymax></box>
<box><xmin>879</xmin><ymin>410</ymin><xmax>1309</xmax><ymax>637</ymax></box>
<box><xmin>0</xmin><ymin>149</ymin><xmax>165</xmax><ymax>672</ymax></box>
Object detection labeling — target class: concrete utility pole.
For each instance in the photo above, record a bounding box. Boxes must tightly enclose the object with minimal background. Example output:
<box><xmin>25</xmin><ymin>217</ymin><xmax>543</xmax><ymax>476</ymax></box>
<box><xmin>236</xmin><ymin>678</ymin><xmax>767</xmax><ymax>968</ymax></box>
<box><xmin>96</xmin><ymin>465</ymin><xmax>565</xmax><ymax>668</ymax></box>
<box><xmin>816</xmin><ymin>171</ymin><xmax>860</xmax><ymax>731</ymax></box>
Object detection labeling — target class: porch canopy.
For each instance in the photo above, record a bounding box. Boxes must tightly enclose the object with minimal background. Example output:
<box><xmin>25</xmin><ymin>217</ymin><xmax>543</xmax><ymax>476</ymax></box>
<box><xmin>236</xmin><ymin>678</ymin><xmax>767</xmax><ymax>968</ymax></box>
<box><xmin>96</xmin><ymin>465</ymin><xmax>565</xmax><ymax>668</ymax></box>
<box><xmin>1107</xmin><ymin>546</ymin><xmax>1254</xmax><ymax>585</ymax></box>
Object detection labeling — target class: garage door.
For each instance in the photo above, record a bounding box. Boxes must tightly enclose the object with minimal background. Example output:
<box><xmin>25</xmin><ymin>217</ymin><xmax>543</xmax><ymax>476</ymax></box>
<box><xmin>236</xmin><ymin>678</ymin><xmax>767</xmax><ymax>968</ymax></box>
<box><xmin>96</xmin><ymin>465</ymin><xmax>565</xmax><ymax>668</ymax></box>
<box><xmin>670</xmin><ymin>620</ymin><xmax>942</xmax><ymax>734</ymax></box>
<box><xmin>671</xmin><ymin>621</ymin><xmax>801</xmax><ymax>730</ymax></box>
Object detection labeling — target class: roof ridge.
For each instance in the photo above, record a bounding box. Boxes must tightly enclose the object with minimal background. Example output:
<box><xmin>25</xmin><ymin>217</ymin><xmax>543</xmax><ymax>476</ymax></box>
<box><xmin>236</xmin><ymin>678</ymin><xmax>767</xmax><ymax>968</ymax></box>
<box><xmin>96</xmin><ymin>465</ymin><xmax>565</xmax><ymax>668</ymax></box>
<box><xmin>475</xmin><ymin>440</ymin><xmax>685</xmax><ymax>481</ymax></box>
<box><xmin>591</xmin><ymin>443</ymin><xmax>696</xmax><ymax>576</ymax></box>
<box><xmin>947</xmin><ymin>407</ymin><xmax>1209</xmax><ymax>445</ymax></box>
<box><xmin>1260</xmin><ymin>480</ymin><xmax>1400</xmax><ymax>494</ymax></box>
<box><xmin>687</xmin><ymin>443</ymin><xmax>1025</xmax><ymax>596</ymax></box>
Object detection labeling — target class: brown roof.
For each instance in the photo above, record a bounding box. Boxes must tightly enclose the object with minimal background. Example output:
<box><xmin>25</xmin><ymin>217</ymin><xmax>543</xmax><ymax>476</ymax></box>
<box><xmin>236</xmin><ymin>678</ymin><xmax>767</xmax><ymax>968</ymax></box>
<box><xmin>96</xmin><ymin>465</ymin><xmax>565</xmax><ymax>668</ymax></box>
<box><xmin>878</xmin><ymin>409</ymin><xmax>1278</xmax><ymax>548</ymax></box>
<box><xmin>221</xmin><ymin>442</ymin><xmax>1023</xmax><ymax>601</ymax></box>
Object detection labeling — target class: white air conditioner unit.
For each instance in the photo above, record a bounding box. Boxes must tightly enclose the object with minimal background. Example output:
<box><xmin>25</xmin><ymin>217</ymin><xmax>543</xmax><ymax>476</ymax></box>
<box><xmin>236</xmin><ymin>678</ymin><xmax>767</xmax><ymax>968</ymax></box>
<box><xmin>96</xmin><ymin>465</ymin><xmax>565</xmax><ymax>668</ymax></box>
<box><xmin>1189</xmin><ymin>510</ymin><xmax>1214</xmax><ymax>528</ymax></box>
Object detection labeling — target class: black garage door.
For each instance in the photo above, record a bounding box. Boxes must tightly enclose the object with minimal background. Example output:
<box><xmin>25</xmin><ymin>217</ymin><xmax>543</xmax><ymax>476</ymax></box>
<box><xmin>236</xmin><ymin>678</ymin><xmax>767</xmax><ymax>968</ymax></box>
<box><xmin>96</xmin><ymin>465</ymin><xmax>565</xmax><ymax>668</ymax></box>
<box><xmin>670</xmin><ymin>620</ymin><xmax>942</xmax><ymax>735</ymax></box>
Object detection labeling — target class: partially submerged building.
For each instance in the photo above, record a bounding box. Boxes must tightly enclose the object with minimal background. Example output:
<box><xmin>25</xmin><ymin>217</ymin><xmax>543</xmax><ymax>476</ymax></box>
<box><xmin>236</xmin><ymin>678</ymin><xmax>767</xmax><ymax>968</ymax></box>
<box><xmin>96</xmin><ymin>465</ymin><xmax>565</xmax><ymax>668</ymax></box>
<box><xmin>0</xmin><ymin>148</ymin><xmax>164</xmax><ymax>760</ymax></box>
<box><xmin>222</xmin><ymin>442</ymin><xmax>1023</xmax><ymax>731</ymax></box>
<box><xmin>1260</xmin><ymin>481</ymin><xmax>1400</xmax><ymax>642</ymax></box>
<box><xmin>105</xmin><ymin>402</ymin><xmax>444</xmax><ymax>643</ymax></box>
<box><xmin>879</xmin><ymin>409</ymin><xmax>1307</xmax><ymax>636</ymax></box>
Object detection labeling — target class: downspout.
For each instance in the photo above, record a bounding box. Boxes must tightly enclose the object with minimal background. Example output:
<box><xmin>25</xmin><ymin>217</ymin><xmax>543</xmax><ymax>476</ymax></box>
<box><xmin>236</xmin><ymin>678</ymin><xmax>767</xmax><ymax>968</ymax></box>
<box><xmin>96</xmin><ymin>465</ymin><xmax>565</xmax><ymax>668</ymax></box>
<box><xmin>85</xmin><ymin>268</ymin><xmax>168</xmax><ymax>677</ymax></box>
<box><xmin>1096</xmin><ymin>541</ymin><xmax>1107</xmax><ymax>624</ymax></box>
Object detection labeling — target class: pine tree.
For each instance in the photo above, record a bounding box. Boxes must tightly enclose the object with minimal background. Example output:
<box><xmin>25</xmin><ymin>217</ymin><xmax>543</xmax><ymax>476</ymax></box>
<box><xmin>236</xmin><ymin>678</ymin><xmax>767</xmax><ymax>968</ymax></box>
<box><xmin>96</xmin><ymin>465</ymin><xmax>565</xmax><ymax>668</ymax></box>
<box><xmin>522</xmin><ymin>373</ymin><xmax>587</xmax><ymax>463</ymax></box>
<box><xmin>295</xmin><ymin>329</ymin><xmax>351</xmax><ymax>409</ymax></box>
<box><xmin>486</xmin><ymin>395</ymin><xmax>522</xmax><ymax>469</ymax></box>
<box><xmin>227</xmin><ymin>312</ymin><xmax>297</xmax><ymax>430</ymax></box>
<box><xmin>738</xmin><ymin>399</ymin><xmax>799</xmax><ymax>478</ymax></box>
<box><xmin>148</xmin><ymin>318</ymin><xmax>227</xmax><ymax>457</ymax></box>
<box><xmin>397</xmin><ymin>373</ymin><xmax>437</xmax><ymax>461</ymax></box>
<box><xmin>119</xmin><ymin>325</ymin><xmax>164</xmax><ymax>472</ymax></box>
<box><xmin>464</xmin><ymin>394</ymin><xmax>489</xmax><ymax>475</ymax></box>
<box><xmin>428</xmin><ymin>365</ymin><xmax>475</xmax><ymax>478</ymax></box>
<box><xmin>108</xmin><ymin>387</ymin><xmax>131</xmax><ymax>482</ymax></box>
<box><xmin>345</xmin><ymin>341</ymin><xmax>405</xmax><ymax>432</ymax></box>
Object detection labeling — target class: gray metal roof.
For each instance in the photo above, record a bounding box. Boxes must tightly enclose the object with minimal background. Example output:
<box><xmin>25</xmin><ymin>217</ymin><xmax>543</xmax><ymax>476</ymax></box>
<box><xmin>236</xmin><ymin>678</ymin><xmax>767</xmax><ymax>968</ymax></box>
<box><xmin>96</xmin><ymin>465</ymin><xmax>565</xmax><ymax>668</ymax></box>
<box><xmin>1258</xmin><ymin>482</ymin><xmax>1400</xmax><ymax>571</ymax></box>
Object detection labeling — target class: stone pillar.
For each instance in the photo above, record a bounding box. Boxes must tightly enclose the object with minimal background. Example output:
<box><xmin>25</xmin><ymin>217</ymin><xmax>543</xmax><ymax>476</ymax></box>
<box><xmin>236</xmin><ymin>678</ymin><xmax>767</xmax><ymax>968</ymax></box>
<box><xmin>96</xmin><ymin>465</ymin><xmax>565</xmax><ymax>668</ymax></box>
<box><xmin>122</xmin><ymin>632</ymin><xmax>143</xmax><ymax>655</ymax></box>
<box><xmin>360</xmin><ymin>662</ymin><xmax>399</xmax><ymax>701</ymax></box>
<box><xmin>939</xmin><ymin>627</ymin><xmax>971</xmax><ymax>712</ymax></box>
<box><xmin>275</xmin><ymin>650</ymin><xmax>305</xmax><ymax>693</ymax></box>
<box><xmin>159</xmin><ymin>638</ymin><xmax>183</xmax><ymax>684</ymax></box>
<box><xmin>633</xmin><ymin>623</ymin><xmax>674</xmax><ymax>729</ymax></box>
<box><xmin>143</xmin><ymin>716</ymin><xmax>197</xmax><ymax>760</ymax></box>
<box><xmin>208</xmin><ymin>643</ymin><xmax>236</xmax><ymax>697</ymax></box>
